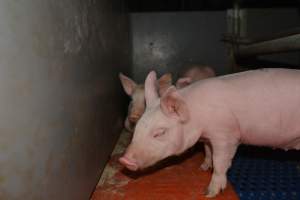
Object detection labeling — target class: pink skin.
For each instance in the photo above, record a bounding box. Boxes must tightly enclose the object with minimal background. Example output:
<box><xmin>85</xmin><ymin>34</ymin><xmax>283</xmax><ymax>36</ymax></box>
<box><xmin>120</xmin><ymin>66</ymin><xmax>215</xmax><ymax>180</ymax></box>
<box><xmin>176</xmin><ymin>65</ymin><xmax>216</xmax><ymax>171</ymax></box>
<box><xmin>120</xmin><ymin>68</ymin><xmax>300</xmax><ymax>198</ymax></box>
<box><xmin>119</xmin><ymin>73</ymin><xmax>172</xmax><ymax>132</ymax></box>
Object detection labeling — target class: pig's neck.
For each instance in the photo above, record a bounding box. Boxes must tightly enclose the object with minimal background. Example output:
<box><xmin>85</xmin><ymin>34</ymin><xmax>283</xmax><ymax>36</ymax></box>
<box><xmin>182</xmin><ymin>123</ymin><xmax>202</xmax><ymax>149</ymax></box>
<box><xmin>180</xmin><ymin>88</ymin><xmax>205</xmax><ymax>149</ymax></box>
<box><xmin>180</xmin><ymin>115</ymin><xmax>203</xmax><ymax>153</ymax></box>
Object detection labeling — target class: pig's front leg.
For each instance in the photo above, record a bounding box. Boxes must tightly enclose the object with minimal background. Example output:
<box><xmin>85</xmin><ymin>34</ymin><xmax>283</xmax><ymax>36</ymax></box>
<box><xmin>205</xmin><ymin>140</ymin><xmax>238</xmax><ymax>198</ymax></box>
<box><xmin>201</xmin><ymin>143</ymin><xmax>212</xmax><ymax>171</ymax></box>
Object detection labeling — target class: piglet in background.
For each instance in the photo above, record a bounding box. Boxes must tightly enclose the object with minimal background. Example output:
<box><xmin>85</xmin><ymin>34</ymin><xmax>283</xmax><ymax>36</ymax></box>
<box><xmin>119</xmin><ymin>73</ymin><xmax>172</xmax><ymax>132</ymax></box>
<box><xmin>120</xmin><ymin>68</ymin><xmax>300</xmax><ymax>198</ymax></box>
<box><xmin>176</xmin><ymin>65</ymin><xmax>215</xmax><ymax>89</ymax></box>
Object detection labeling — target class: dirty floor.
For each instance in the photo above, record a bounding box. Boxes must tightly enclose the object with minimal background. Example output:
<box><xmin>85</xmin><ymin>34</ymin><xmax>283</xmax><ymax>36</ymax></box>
<box><xmin>91</xmin><ymin>130</ymin><xmax>239</xmax><ymax>200</ymax></box>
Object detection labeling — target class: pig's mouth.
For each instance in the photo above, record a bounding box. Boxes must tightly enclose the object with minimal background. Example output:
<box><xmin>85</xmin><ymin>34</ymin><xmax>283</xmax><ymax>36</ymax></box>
<box><xmin>119</xmin><ymin>155</ymin><xmax>164</xmax><ymax>172</ymax></box>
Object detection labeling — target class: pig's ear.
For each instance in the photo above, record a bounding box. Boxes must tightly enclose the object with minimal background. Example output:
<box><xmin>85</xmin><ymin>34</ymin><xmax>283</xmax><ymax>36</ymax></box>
<box><xmin>119</xmin><ymin>73</ymin><xmax>137</xmax><ymax>96</ymax></box>
<box><xmin>175</xmin><ymin>77</ymin><xmax>192</xmax><ymax>89</ymax></box>
<box><xmin>145</xmin><ymin>71</ymin><xmax>159</xmax><ymax>106</ymax></box>
<box><xmin>160</xmin><ymin>86</ymin><xmax>189</xmax><ymax>123</ymax></box>
<box><xmin>158</xmin><ymin>73</ymin><xmax>172</xmax><ymax>96</ymax></box>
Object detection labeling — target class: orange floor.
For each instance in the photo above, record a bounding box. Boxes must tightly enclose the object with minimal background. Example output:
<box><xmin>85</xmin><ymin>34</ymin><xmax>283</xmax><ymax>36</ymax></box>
<box><xmin>91</xmin><ymin>131</ymin><xmax>239</xmax><ymax>200</ymax></box>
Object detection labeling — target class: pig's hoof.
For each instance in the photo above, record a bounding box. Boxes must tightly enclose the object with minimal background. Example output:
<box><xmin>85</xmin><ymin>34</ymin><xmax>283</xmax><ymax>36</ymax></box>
<box><xmin>204</xmin><ymin>187</ymin><xmax>219</xmax><ymax>198</ymax></box>
<box><xmin>200</xmin><ymin>162</ymin><xmax>212</xmax><ymax>171</ymax></box>
<box><xmin>204</xmin><ymin>177</ymin><xmax>226</xmax><ymax>198</ymax></box>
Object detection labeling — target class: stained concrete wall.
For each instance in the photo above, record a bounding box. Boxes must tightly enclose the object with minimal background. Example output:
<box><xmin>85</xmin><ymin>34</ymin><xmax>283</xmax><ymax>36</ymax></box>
<box><xmin>0</xmin><ymin>0</ymin><xmax>130</xmax><ymax>199</ymax></box>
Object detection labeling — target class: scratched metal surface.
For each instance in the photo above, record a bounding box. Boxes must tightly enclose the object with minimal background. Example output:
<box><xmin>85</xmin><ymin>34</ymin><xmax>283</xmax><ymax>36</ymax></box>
<box><xmin>0</xmin><ymin>0</ymin><xmax>130</xmax><ymax>199</ymax></box>
<box><xmin>130</xmin><ymin>10</ymin><xmax>300</xmax><ymax>82</ymax></box>
<box><xmin>130</xmin><ymin>12</ymin><xmax>229</xmax><ymax>82</ymax></box>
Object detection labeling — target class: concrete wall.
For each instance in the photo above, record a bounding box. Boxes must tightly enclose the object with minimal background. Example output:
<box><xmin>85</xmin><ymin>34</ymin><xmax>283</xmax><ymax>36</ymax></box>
<box><xmin>130</xmin><ymin>12</ymin><xmax>228</xmax><ymax>82</ymax></box>
<box><xmin>0</xmin><ymin>0</ymin><xmax>130</xmax><ymax>199</ymax></box>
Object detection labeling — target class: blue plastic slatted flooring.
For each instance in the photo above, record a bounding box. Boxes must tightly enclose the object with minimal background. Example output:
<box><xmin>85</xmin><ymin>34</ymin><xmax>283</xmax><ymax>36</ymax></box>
<box><xmin>228</xmin><ymin>146</ymin><xmax>300</xmax><ymax>200</ymax></box>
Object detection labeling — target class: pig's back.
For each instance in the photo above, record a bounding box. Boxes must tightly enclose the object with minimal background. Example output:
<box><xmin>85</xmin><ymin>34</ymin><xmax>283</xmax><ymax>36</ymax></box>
<box><xmin>220</xmin><ymin>68</ymin><xmax>300</xmax><ymax>149</ymax></box>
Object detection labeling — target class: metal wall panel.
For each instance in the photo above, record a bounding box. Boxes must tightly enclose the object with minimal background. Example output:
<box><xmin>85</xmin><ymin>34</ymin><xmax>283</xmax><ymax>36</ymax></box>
<box><xmin>0</xmin><ymin>0</ymin><xmax>130</xmax><ymax>199</ymax></box>
<box><xmin>130</xmin><ymin>12</ymin><xmax>228</xmax><ymax>82</ymax></box>
<box><xmin>130</xmin><ymin>10</ymin><xmax>299</xmax><ymax>82</ymax></box>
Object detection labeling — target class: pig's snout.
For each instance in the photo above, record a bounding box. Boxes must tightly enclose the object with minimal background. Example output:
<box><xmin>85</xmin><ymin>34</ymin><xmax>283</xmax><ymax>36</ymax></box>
<box><xmin>119</xmin><ymin>156</ymin><xmax>138</xmax><ymax>171</ymax></box>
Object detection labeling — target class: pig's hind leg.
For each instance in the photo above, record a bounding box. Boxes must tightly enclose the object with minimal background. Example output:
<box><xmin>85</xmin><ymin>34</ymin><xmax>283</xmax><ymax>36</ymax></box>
<box><xmin>200</xmin><ymin>143</ymin><xmax>213</xmax><ymax>171</ymax></box>
<box><xmin>205</xmin><ymin>139</ymin><xmax>238</xmax><ymax>198</ymax></box>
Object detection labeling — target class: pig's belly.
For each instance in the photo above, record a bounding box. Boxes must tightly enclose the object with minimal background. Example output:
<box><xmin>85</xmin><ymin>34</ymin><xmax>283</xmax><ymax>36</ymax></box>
<box><xmin>225</xmin><ymin>69</ymin><xmax>300</xmax><ymax>150</ymax></box>
<box><xmin>239</xmin><ymin>121</ymin><xmax>300</xmax><ymax>150</ymax></box>
<box><xmin>236</xmin><ymin>96</ymin><xmax>300</xmax><ymax>148</ymax></box>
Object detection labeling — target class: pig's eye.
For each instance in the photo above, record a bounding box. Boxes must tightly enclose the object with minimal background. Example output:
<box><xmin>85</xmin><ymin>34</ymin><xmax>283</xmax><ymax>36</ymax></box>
<box><xmin>153</xmin><ymin>129</ymin><xmax>166</xmax><ymax>138</ymax></box>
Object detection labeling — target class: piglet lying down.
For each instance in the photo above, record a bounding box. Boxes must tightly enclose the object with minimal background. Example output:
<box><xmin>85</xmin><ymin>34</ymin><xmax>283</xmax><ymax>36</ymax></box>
<box><xmin>119</xmin><ymin>68</ymin><xmax>300</xmax><ymax>198</ymax></box>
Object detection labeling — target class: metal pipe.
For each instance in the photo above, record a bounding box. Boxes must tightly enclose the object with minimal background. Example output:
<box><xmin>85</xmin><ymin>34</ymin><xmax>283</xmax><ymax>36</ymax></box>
<box><xmin>235</xmin><ymin>33</ymin><xmax>300</xmax><ymax>58</ymax></box>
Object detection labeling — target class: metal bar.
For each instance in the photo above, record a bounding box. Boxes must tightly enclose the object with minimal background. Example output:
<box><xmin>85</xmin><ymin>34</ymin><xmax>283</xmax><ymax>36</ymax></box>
<box><xmin>246</xmin><ymin>27</ymin><xmax>300</xmax><ymax>44</ymax></box>
<box><xmin>235</xmin><ymin>33</ymin><xmax>300</xmax><ymax>58</ymax></box>
<box><xmin>222</xmin><ymin>27</ymin><xmax>300</xmax><ymax>45</ymax></box>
